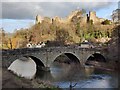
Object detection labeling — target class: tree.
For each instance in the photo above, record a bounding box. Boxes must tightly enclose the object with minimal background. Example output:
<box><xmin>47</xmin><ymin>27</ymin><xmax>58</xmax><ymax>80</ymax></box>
<box><xmin>89</xmin><ymin>20</ymin><xmax>93</xmax><ymax>25</ymax></box>
<box><xmin>0</xmin><ymin>29</ymin><xmax>5</xmax><ymax>48</ymax></box>
<box><xmin>0</xmin><ymin>29</ymin><xmax>9</xmax><ymax>49</ymax></box>
<box><xmin>101</xmin><ymin>19</ymin><xmax>111</xmax><ymax>25</ymax></box>
<box><xmin>0</xmin><ymin>29</ymin><xmax>5</xmax><ymax>41</ymax></box>
<box><xmin>13</xmin><ymin>29</ymin><xmax>31</xmax><ymax>48</ymax></box>
<box><xmin>87</xmin><ymin>23</ymin><xmax>95</xmax><ymax>39</ymax></box>
<box><xmin>76</xmin><ymin>22</ymin><xmax>81</xmax><ymax>36</ymax></box>
<box><xmin>0</xmin><ymin>29</ymin><xmax>13</xmax><ymax>49</ymax></box>
<box><xmin>56</xmin><ymin>29</ymin><xmax>71</xmax><ymax>44</ymax></box>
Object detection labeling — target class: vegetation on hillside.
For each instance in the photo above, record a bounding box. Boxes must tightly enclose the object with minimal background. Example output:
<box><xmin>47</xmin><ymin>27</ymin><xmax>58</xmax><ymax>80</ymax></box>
<box><xmin>0</xmin><ymin>10</ymin><xmax>115</xmax><ymax>49</ymax></box>
<box><xmin>108</xmin><ymin>24</ymin><xmax>120</xmax><ymax>56</ymax></box>
<box><xmin>101</xmin><ymin>19</ymin><xmax>111</xmax><ymax>25</ymax></box>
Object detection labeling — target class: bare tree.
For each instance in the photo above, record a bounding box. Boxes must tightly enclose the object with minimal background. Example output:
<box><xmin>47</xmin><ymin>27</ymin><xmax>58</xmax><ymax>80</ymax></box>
<box><xmin>3</xmin><ymin>38</ymin><xmax>13</xmax><ymax>49</ymax></box>
<box><xmin>60</xmin><ymin>62</ymin><xmax>82</xmax><ymax>90</ymax></box>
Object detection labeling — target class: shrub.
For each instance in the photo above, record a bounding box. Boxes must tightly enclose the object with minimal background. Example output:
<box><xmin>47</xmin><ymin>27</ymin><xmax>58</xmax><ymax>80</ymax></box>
<box><xmin>101</xmin><ymin>19</ymin><xmax>111</xmax><ymax>25</ymax></box>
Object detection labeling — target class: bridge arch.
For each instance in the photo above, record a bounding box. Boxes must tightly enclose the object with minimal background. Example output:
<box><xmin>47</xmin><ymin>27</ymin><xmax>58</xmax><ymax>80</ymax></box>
<box><xmin>24</xmin><ymin>56</ymin><xmax>45</xmax><ymax>69</ymax></box>
<box><xmin>8</xmin><ymin>56</ymin><xmax>38</xmax><ymax>79</ymax></box>
<box><xmin>53</xmin><ymin>52</ymin><xmax>80</xmax><ymax>64</ymax></box>
<box><xmin>85</xmin><ymin>53</ymin><xmax>106</xmax><ymax>65</ymax></box>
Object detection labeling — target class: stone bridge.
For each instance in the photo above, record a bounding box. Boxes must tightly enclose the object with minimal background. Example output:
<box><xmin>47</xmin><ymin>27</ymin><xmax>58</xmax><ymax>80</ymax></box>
<box><xmin>2</xmin><ymin>46</ymin><xmax>107</xmax><ymax>70</ymax></box>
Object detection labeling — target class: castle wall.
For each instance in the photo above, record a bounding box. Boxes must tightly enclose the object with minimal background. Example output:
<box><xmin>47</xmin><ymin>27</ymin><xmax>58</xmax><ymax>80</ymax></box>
<box><xmin>36</xmin><ymin>15</ymin><xmax>43</xmax><ymax>24</ymax></box>
<box><xmin>89</xmin><ymin>11</ymin><xmax>100</xmax><ymax>24</ymax></box>
<box><xmin>35</xmin><ymin>10</ymin><xmax>111</xmax><ymax>25</ymax></box>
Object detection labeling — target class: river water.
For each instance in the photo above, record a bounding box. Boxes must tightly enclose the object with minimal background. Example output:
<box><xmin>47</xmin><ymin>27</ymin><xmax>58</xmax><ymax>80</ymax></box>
<box><xmin>36</xmin><ymin>62</ymin><xmax>118</xmax><ymax>89</ymax></box>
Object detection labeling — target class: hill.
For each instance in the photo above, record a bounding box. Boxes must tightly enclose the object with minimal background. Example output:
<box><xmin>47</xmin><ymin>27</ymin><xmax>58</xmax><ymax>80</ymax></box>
<box><xmin>1</xmin><ymin>10</ymin><xmax>116</xmax><ymax>49</ymax></box>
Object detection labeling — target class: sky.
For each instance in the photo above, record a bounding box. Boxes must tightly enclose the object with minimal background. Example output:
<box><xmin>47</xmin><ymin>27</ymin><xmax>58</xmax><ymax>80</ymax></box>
<box><xmin>0</xmin><ymin>0</ymin><xmax>119</xmax><ymax>33</ymax></box>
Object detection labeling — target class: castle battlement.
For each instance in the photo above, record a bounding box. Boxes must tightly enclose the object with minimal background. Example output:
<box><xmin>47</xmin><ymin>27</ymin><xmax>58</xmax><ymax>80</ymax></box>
<box><xmin>35</xmin><ymin>10</ymin><xmax>110</xmax><ymax>25</ymax></box>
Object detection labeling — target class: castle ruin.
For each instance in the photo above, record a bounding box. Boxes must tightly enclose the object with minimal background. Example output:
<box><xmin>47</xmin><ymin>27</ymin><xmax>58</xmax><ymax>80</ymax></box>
<box><xmin>35</xmin><ymin>10</ymin><xmax>107</xmax><ymax>25</ymax></box>
<box><xmin>88</xmin><ymin>11</ymin><xmax>105</xmax><ymax>24</ymax></box>
<box><xmin>35</xmin><ymin>15</ymin><xmax>43</xmax><ymax>24</ymax></box>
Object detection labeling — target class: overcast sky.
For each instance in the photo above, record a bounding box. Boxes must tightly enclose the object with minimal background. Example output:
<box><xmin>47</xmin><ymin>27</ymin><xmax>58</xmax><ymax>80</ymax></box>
<box><xmin>0</xmin><ymin>0</ymin><xmax>119</xmax><ymax>32</ymax></box>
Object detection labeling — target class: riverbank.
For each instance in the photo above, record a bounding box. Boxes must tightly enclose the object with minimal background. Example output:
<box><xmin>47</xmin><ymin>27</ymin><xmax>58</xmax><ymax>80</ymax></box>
<box><xmin>2</xmin><ymin>59</ymin><xmax>120</xmax><ymax>89</ymax></box>
<box><xmin>86</xmin><ymin>60</ymin><xmax>120</xmax><ymax>72</ymax></box>
<box><xmin>2</xmin><ymin>68</ymin><xmax>60</xmax><ymax>89</ymax></box>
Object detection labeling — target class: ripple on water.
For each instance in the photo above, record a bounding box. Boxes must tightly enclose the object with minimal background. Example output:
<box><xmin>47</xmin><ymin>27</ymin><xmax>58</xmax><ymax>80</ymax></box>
<box><xmin>53</xmin><ymin>74</ymin><xmax>118</xmax><ymax>88</ymax></box>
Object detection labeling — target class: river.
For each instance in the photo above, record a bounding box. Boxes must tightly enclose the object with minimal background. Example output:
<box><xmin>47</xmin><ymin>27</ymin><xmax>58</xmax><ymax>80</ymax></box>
<box><xmin>35</xmin><ymin>62</ymin><xmax>118</xmax><ymax>89</ymax></box>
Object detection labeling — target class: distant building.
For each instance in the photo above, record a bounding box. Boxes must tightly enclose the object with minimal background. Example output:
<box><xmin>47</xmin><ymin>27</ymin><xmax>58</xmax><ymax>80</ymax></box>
<box><xmin>87</xmin><ymin>11</ymin><xmax>105</xmax><ymax>24</ymax></box>
<box><xmin>26</xmin><ymin>42</ymin><xmax>45</xmax><ymax>48</ymax></box>
<box><xmin>80</xmin><ymin>40</ymin><xmax>94</xmax><ymax>48</ymax></box>
<box><xmin>26</xmin><ymin>43</ymin><xmax>33</xmax><ymax>48</ymax></box>
<box><xmin>112</xmin><ymin>9</ymin><xmax>120</xmax><ymax>23</ymax></box>
<box><xmin>36</xmin><ymin>42</ymin><xmax>45</xmax><ymax>48</ymax></box>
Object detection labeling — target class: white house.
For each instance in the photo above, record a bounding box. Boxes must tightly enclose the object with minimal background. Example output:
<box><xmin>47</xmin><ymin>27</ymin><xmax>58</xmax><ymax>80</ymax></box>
<box><xmin>26</xmin><ymin>43</ymin><xmax>33</xmax><ymax>48</ymax></box>
<box><xmin>26</xmin><ymin>42</ymin><xmax>46</xmax><ymax>48</ymax></box>
<box><xmin>80</xmin><ymin>40</ymin><xmax>94</xmax><ymax>48</ymax></box>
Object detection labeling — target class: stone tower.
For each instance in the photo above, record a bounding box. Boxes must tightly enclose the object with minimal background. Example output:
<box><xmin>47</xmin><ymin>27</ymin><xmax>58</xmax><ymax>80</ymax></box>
<box><xmin>35</xmin><ymin>15</ymin><xmax>43</xmax><ymax>24</ymax></box>
<box><xmin>89</xmin><ymin>11</ymin><xmax>100</xmax><ymax>24</ymax></box>
<box><xmin>89</xmin><ymin>11</ymin><xmax>96</xmax><ymax>20</ymax></box>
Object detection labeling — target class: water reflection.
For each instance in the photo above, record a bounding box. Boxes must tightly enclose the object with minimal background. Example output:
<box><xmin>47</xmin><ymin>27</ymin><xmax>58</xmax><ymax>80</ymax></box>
<box><xmin>50</xmin><ymin>62</ymin><xmax>83</xmax><ymax>81</ymax></box>
<box><xmin>36</xmin><ymin>62</ymin><xmax>118</xmax><ymax>89</ymax></box>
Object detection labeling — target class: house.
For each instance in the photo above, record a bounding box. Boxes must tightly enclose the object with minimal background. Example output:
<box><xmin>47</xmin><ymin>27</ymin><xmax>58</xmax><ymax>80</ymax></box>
<box><xmin>26</xmin><ymin>43</ymin><xmax>33</xmax><ymax>48</ymax></box>
<box><xmin>26</xmin><ymin>42</ymin><xmax>46</xmax><ymax>48</ymax></box>
<box><xmin>112</xmin><ymin>9</ymin><xmax>120</xmax><ymax>23</ymax></box>
<box><xmin>36</xmin><ymin>42</ymin><xmax>46</xmax><ymax>48</ymax></box>
<box><xmin>80</xmin><ymin>40</ymin><xmax>94</xmax><ymax>48</ymax></box>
